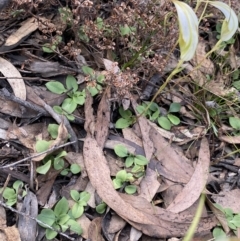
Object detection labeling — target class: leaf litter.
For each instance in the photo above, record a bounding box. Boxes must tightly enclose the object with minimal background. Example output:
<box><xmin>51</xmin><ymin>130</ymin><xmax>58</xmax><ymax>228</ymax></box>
<box><xmin>0</xmin><ymin>0</ymin><xmax>239</xmax><ymax>240</ymax></box>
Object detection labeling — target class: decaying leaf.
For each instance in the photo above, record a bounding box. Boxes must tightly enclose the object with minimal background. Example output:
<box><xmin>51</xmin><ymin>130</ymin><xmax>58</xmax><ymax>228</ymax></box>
<box><xmin>0</xmin><ymin>57</ymin><xmax>26</xmax><ymax>100</ymax></box>
<box><xmin>88</xmin><ymin>218</ymin><xmax>105</xmax><ymax>241</ymax></box>
<box><xmin>131</xmin><ymin>97</ymin><xmax>154</xmax><ymax>160</ymax></box>
<box><xmin>167</xmin><ymin>138</ymin><xmax>210</xmax><ymax>213</ymax></box>
<box><xmin>0</xmin><ymin>17</ymin><xmax>45</xmax><ymax>51</ymax></box>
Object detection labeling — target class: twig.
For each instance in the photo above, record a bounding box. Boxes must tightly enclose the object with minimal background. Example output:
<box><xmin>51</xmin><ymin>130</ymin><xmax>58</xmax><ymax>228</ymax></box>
<box><xmin>0</xmin><ymin>200</ymin><xmax>75</xmax><ymax>241</ymax></box>
<box><xmin>0</xmin><ymin>88</ymin><xmax>48</xmax><ymax>116</ymax></box>
<box><xmin>0</xmin><ymin>141</ymin><xmax>77</xmax><ymax>169</ymax></box>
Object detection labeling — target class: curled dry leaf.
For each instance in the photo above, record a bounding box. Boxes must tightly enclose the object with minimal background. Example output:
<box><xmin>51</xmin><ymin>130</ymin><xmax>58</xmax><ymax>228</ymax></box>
<box><xmin>0</xmin><ymin>57</ymin><xmax>26</xmax><ymax>100</ymax></box>
<box><xmin>18</xmin><ymin>192</ymin><xmax>38</xmax><ymax>241</ymax></box>
<box><xmin>167</xmin><ymin>138</ymin><xmax>210</xmax><ymax>213</ymax></box>
<box><xmin>95</xmin><ymin>87</ymin><xmax>111</xmax><ymax>149</ymax></box>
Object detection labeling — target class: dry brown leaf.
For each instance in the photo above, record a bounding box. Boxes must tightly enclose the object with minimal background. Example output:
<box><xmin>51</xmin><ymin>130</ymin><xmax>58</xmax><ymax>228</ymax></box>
<box><xmin>150</xmin><ymin>126</ymin><xmax>194</xmax><ymax>183</ymax></box>
<box><xmin>2</xmin><ymin>226</ymin><xmax>21</xmax><ymax>241</ymax></box>
<box><xmin>139</xmin><ymin>167</ymin><xmax>160</xmax><ymax>202</ymax></box>
<box><xmin>167</xmin><ymin>138</ymin><xmax>210</xmax><ymax>213</ymax></box>
<box><xmin>147</xmin><ymin>121</ymin><xmax>185</xmax><ymax>142</ymax></box>
<box><xmin>122</xmin><ymin>128</ymin><xmax>143</xmax><ymax>147</ymax></box>
<box><xmin>18</xmin><ymin>192</ymin><xmax>38</xmax><ymax>241</ymax></box>
<box><xmin>206</xmin><ymin>197</ymin><xmax>230</xmax><ymax>233</ymax></box>
<box><xmin>191</xmin><ymin>40</ymin><xmax>214</xmax><ymax>75</ymax></box>
<box><xmin>120</xmin><ymin>194</ymin><xmax>217</xmax><ymax>237</ymax></box>
<box><xmin>107</xmin><ymin>214</ymin><xmax>126</xmax><ymax>233</ymax></box>
<box><xmin>77</xmin><ymin>214</ymin><xmax>91</xmax><ymax>239</ymax></box>
<box><xmin>95</xmin><ymin>87</ymin><xmax>111</xmax><ymax>148</ymax></box>
<box><xmin>219</xmin><ymin>135</ymin><xmax>240</xmax><ymax>144</ymax></box>
<box><xmin>88</xmin><ymin>217</ymin><xmax>105</xmax><ymax>241</ymax></box>
<box><xmin>1</xmin><ymin>17</ymin><xmax>43</xmax><ymax>51</ymax></box>
<box><xmin>0</xmin><ymin>57</ymin><xmax>26</xmax><ymax>100</ymax></box>
<box><xmin>131</xmin><ymin>98</ymin><xmax>154</xmax><ymax>160</ymax></box>
<box><xmin>211</xmin><ymin>189</ymin><xmax>240</xmax><ymax>213</ymax></box>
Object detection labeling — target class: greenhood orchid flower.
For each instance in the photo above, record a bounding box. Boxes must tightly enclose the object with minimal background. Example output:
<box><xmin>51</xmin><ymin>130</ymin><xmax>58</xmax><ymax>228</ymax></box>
<box><xmin>172</xmin><ymin>0</ymin><xmax>199</xmax><ymax>61</ymax></box>
<box><xmin>208</xmin><ymin>1</ymin><xmax>238</xmax><ymax>42</ymax></box>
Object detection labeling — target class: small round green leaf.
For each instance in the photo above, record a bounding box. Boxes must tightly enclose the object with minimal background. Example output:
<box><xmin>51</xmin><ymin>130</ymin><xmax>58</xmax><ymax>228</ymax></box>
<box><xmin>169</xmin><ymin>102</ymin><xmax>181</xmax><ymax>113</ymax></box>
<box><xmin>2</xmin><ymin>187</ymin><xmax>16</xmax><ymax>200</ymax></box>
<box><xmin>53</xmin><ymin>106</ymin><xmax>63</xmax><ymax>114</ymax></box>
<box><xmin>114</xmin><ymin>144</ymin><xmax>128</xmax><ymax>157</ymax></box>
<box><xmin>96</xmin><ymin>203</ymin><xmax>107</xmax><ymax>214</ymax></box>
<box><xmin>82</xmin><ymin>66</ymin><xmax>94</xmax><ymax>77</ymax></box>
<box><xmin>87</xmin><ymin>86</ymin><xmax>99</xmax><ymax>96</ymax></box>
<box><xmin>46</xmin><ymin>81</ymin><xmax>67</xmax><ymax>94</ymax></box>
<box><xmin>79</xmin><ymin>191</ymin><xmax>90</xmax><ymax>203</ymax></box>
<box><xmin>124</xmin><ymin>185</ymin><xmax>137</xmax><ymax>194</ymax></box>
<box><xmin>116</xmin><ymin>170</ymin><xmax>127</xmax><ymax>182</ymax></box>
<box><xmin>36</xmin><ymin>160</ymin><xmax>51</xmax><ymax>174</ymax></box>
<box><xmin>46</xmin><ymin>228</ymin><xmax>58</xmax><ymax>240</ymax></box>
<box><xmin>62</xmin><ymin>98</ymin><xmax>77</xmax><ymax>114</ymax></box>
<box><xmin>35</xmin><ymin>140</ymin><xmax>51</xmax><ymax>153</ymax></box>
<box><xmin>72</xmin><ymin>203</ymin><xmax>84</xmax><ymax>218</ymax></box>
<box><xmin>229</xmin><ymin>117</ymin><xmax>240</xmax><ymax>130</ymax></box>
<box><xmin>134</xmin><ymin>155</ymin><xmax>148</xmax><ymax>166</ymax></box>
<box><xmin>54</xmin><ymin>197</ymin><xmax>69</xmax><ymax>217</ymax></box>
<box><xmin>37</xmin><ymin>209</ymin><xmax>55</xmax><ymax>228</ymax></box>
<box><xmin>66</xmin><ymin>219</ymin><xmax>82</xmax><ymax>235</ymax></box>
<box><xmin>53</xmin><ymin>158</ymin><xmax>64</xmax><ymax>170</ymax></box>
<box><xmin>47</xmin><ymin>124</ymin><xmax>59</xmax><ymax>139</ymax></box>
<box><xmin>119</xmin><ymin>107</ymin><xmax>132</xmax><ymax>119</ymax></box>
<box><xmin>125</xmin><ymin>156</ymin><xmax>134</xmax><ymax>167</ymax></box>
<box><xmin>60</xmin><ymin>169</ymin><xmax>69</xmax><ymax>176</ymax></box>
<box><xmin>70</xmin><ymin>164</ymin><xmax>81</xmax><ymax>174</ymax></box>
<box><xmin>113</xmin><ymin>178</ymin><xmax>123</xmax><ymax>189</ymax></box>
<box><xmin>212</xmin><ymin>227</ymin><xmax>227</xmax><ymax>240</ymax></box>
<box><xmin>167</xmin><ymin>114</ymin><xmax>180</xmax><ymax>125</ymax></box>
<box><xmin>66</xmin><ymin>75</ymin><xmax>78</xmax><ymax>92</ymax></box>
<box><xmin>115</xmin><ymin>118</ymin><xmax>132</xmax><ymax>129</ymax></box>
<box><xmin>158</xmin><ymin>116</ymin><xmax>171</xmax><ymax>130</ymax></box>
<box><xmin>70</xmin><ymin>190</ymin><xmax>80</xmax><ymax>202</ymax></box>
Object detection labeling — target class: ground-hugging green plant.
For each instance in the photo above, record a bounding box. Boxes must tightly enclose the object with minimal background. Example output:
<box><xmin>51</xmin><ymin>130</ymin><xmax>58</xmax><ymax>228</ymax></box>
<box><xmin>229</xmin><ymin>116</ymin><xmax>240</xmax><ymax>135</ymax></box>
<box><xmin>0</xmin><ymin>180</ymin><xmax>27</xmax><ymax>206</ymax></box>
<box><xmin>112</xmin><ymin>144</ymin><xmax>149</xmax><ymax>194</ymax></box>
<box><xmin>115</xmin><ymin>106</ymin><xmax>136</xmax><ymax>129</ymax></box>
<box><xmin>96</xmin><ymin>202</ymin><xmax>107</xmax><ymax>214</ymax></box>
<box><xmin>112</xmin><ymin>170</ymin><xmax>137</xmax><ymax>194</ymax></box>
<box><xmin>137</xmin><ymin>101</ymin><xmax>181</xmax><ymax>130</ymax></box>
<box><xmin>213</xmin><ymin>204</ymin><xmax>240</xmax><ymax>240</ymax></box>
<box><xmin>46</xmin><ymin>67</ymin><xmax>104</xmax><ymax>121</ymax></box>
<box><xmin>70</xmin><ymin>190</ymin><xmax>90</xmax><ymax>219</ymax></box>
<box><xmin>35</xmin><ymin>124</ymin><xmax>81</xmax><ymax>175</ymax></box>
<box><xmin>37</xmin><ymin>197</ymin><xmax>82</xmax><ymax>240</ymax></box>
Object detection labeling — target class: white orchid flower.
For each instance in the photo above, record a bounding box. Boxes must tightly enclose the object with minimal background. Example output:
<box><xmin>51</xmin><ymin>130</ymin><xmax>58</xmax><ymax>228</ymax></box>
<box><xmin>209</xmin><ymin>1</ymin><xmax>238</xmax><ymax>42</ymax></box>
<box><xmin>172</xmin><ymin>0</ymin><xmax>199</xmax><ymax>61</ymax></box>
